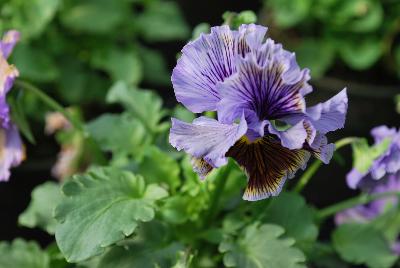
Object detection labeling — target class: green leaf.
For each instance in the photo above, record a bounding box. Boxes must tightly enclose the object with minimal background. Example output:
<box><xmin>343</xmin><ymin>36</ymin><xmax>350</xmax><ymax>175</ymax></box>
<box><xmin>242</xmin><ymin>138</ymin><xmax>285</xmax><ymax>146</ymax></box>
<box><xmin>135</xmin><ymin>1</ymin><xmax>190</xmax><ymax>42</ymax></box>
<box><xmin>262</xmin><ymin>192</ymin><xmax>318</xmax><ymax>249</ymax></box>
<box><xmin>172</xmin><ymin>250</ymin><xmax>194</xmax><ymax>268</ymax></box>
<box><xmin>160</xmin><ymin>157</ymin><xmax>212</xmax><ymax>224</ymax></box>
<box><xmin>86</xmin><ymin>113</ymin><xmax>150</xmax><ymax>161</ymax></box>
<box><xmin>2</xmin><ymin>0</ymin><xmax>60</xmax><ymax>39</ymax></box>
<box><xmin>106</xmin><ymin>81</ymin><xmax>164</xmax><ymax>133</ymax></box>
<box><xmin>329</xmin><ymin>0</ymin><xmax>383</xmax><ymax>33</ymax></box>
<box><xmin>338</xmin><ymin>37</ymin><xmax>382</xmax><ymax>70</ymax></box>
<box><xmin>267</xmin><ymin>0</ymin><xmax>312</xmax><ymax>28</ymax></box>
<box><xmin>8</xmin><ymin>97</ymin><xmax>36</xmax><ymax>144</ymax></box>
<box><xmin>222</xmin><ymin>11</ymin><xmax>257</xmax><ymax>29</ymax></box>
<box><xmin>138</xmin><ymin>46</ymin><xmax>170</xmax><ymax>86</ymax></box>
<box><xmin>295</xmin><ymin>38</ymin><xmax>335</xmax><ymax>78</ymax></box>
<box><xmin>371</xmin><ymin>207</ymin><xmax>400</xmax><ymax>244</ymax></box>
<box><xmin>18</xmin><ymin>181</ymin><xmax>62</xmax><ymax>234</ymax></box>
<box><xmin>172</xmin><ymin>105</ymin><xmax>195</xmax><ymax>123</ymax></box>
<box><xmin>11</xmin><ymin>43</ymin><xmax>59</xmax><ymax>82</ymax></box>
<box><xmin>192</xmin><ymin>23</ymin><xmax>211</xmax><ymax>39</ymax></box>
<box><xmin>352</xmin><ymin>137</ymin><xmax>390</xmax><ymax>173</ymax></box>
<box><xmin>308</xmin><ymin>243</ymin><xmax>350</xmax><ymax>268</ymax></box>
<box><xmin>91</xmin><ymin>47</ymin><xmax>142</xmax><ymax>86</ymax></box>
<box><xmin>333</xmin><ymin>223</ymin><xmax>398</xmax><ymax>268</ymax></box>
<box><xmin>0</xmin><ymin>239</ymin><xmax>50</xmax><ymax>268</ymax></box>
<box><xmin>54</xmin><ymin>167</ymin><xmax>168</xmax><ymax>262</ymax></box>
<box><xmin>395</xmin><ymin>45</ymin><xmax>400</xmax><ymax>79</ymax></box>
<box><xmin>138</xmin><ymin>146</ymin><xmax>181</xmax><ymax>192</ymax></box>
<box><xmin>98</xmin><ymin>221</ymin><xmax>183</xmax><ymax>268</ymax></box>
<box><xmin>57</xmin><ymin>58</ymin><xmax>109</xmax><ymax>104</ymax></box>
<box><xmin>219</xmin><ymin>223</ymin><xmax>306</xmax><ymax>268</ymax></box>
<box><xmin>60</xmin><ymin>0</ymin><xmax>128</xmax><ymax>33</ymax></box>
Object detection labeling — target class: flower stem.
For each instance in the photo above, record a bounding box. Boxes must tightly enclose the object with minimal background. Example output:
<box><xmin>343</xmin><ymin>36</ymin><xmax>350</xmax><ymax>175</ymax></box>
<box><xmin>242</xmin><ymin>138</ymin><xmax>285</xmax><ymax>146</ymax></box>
<box><xmin>203</xmin><ymin>164</ymin><xmax>231</xmax><ymax>226</ymax></box>
<box><xmin>293</xmin><ymin>136</ymin><xmax>359</xmax><ymax>193</ymax></box>
<box><xmin>14</xmin><ymin>80</ymin><xmax>84</xmax><ymax>133</ymax></box>
<box><xmin>317</xmin><ymin>191</ymin><xmax>400</xmax><ymax>221</ymax></box>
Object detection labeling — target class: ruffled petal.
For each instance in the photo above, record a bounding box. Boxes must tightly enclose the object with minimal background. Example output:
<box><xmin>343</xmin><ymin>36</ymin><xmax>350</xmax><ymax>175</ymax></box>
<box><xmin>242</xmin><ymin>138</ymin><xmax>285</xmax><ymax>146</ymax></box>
<box><xmin>169</xmin><ymin>115</ymin><xmax>247</xmax><ymax>170</ymax></box>
<box><xmin>308</xmin><ymin>133</ymin><xmax>335</xmax><ymax>164</ymax></box>
<box><xmin>0</xmin><ymin>125</ymin><xmax>25</xmax><ymax>181</ymax></box>
<box><xmin>346</xmin><ymin>168</ymin><xmax>367</xmax><ymax>189</ymax></box>
<box><xmin>370</xmin><ymin>146</ymin><xmax>400</xmax><ymax>180</ymax></box>
<box><xmin>172</xmin><ymin>24</ymin><xmax>267</xmax><ymax>113</ymax></box>
<box><xmin>370</xmin><ymin>126</ymin><xmax>397</xmax><ymax>144</ymax></box>
<box><xmin>283</xmin><ymin>89</ymin><xmax>348</xmax><ymax>135</ymax></box>
<box><xmin>0</xmin><ymin>55</ymin><xmax>18</xmax><ymax>128</ymax></box>
<box><xmin>267</xmin><ymin>120</ymin><xmax>307</xmax><ymax>150</ymax></box>
<box><xmin>0</xmin><ymin>31</ymin><xmax>20</xmax><ymax>59</ymax></box>
<box><xmin>226</xmin><ymin>135</ymin><xmax>310</xmax><ymax>201</ymax></box>
<box><xmin>217</xmin><ymin>47</ymin><xmax>311</xmax><ymax>125</ymax></box>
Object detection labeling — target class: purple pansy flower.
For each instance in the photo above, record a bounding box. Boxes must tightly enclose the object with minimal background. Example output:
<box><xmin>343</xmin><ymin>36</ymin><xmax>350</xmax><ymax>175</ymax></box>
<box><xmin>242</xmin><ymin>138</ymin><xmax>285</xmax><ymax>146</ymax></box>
<box><xmin>336</xmin><ymin>173</ymin><xmax>400</xmax><ymax>254</ymax></box>
<box><xmin>0</xmin><ymin>30</ymin><xmax>24</xmax><ymax>181</ymax></box>
<box><xmin>169</xmin><ymin>24</ymin><xmax>348</xmax><ymax>201</ymax></box>
<box><xmin>347</xmin><ymin>126</ymin><xmax>400</xmax><ymax>189</ymax></box>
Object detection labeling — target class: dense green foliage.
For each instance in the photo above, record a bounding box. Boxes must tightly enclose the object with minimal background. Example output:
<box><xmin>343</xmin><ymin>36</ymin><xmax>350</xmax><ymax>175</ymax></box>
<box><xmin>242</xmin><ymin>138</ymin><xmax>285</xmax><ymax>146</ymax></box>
<box><xmin>1</xmin><ymin>1</ymin><xmax>400</xmax><ymax>268</ymax></box>
<box><xmin>264</xmin><ymin>0</ymin><xmax>400</xmax><ymax>78</ymax></box>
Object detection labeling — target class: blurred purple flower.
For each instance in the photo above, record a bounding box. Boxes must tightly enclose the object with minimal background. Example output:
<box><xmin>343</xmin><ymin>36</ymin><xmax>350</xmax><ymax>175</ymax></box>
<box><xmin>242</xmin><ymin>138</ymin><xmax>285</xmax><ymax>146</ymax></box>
<box><xmin>0</xmin><ymin>30</ymin><xmax>24</xmax><ymax>181</ymax></box>
<box><xmin>336</xmin><ymin>173</ymin><xmax>400</xmax><ymax>254</ymax></box>
<box><xmin>0</xmin><ymin>125</ymin><xmax>25</xmax><ymax>181</ymax></box>
<box><xmin>169</xmin><ymin>24</ymin><xmax>348</xmax><ymax>201</ymax></box>
<box><xmin>347</xmin><ymin>126</ymin><xmax>400</xmax><ymax>189</ymax></box>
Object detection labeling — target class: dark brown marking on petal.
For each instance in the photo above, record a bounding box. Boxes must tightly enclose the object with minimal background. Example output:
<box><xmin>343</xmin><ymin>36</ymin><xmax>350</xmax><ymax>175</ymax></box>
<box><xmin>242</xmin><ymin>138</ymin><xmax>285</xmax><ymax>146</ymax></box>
<box><xmin>191</xmin><ymin>157</ymin><xmax>213</xmax><ymax>179</ymax></box>
<box><xmin>226</xmin><ymin>136</ymin><xmax>310</xmax><ymax>201</ymax></box>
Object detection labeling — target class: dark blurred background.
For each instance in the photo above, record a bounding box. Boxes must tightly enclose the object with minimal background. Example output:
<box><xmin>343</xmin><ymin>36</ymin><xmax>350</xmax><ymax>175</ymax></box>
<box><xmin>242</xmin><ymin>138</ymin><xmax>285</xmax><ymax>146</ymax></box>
<box><xmin>0</xmin><ymin>0</ymin><xmax>399</xmax><ymax>248</ymax></box>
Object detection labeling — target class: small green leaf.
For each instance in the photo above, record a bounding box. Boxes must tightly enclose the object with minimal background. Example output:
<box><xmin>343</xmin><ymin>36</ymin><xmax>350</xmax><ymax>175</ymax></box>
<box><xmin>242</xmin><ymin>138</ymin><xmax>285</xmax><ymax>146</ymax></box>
<box><xmin>54</xmin><ymin>167</ymin><xmax>168</xmax><ymax>262</ymax></box>
<box><xmin>8</xmin><ymin>97</ymin><xmax>35</xmax><ymax>144</ymax></box>
<box><xmin>352</xmin><ymin>137</ymin><xmax>390</xmax><ymax>173</ymax></box>
<box><xmin>98</xmin><ymin>221</ymin><xmax>183</xmax><ymax>268</ymax></box>
<box><xmin>91</xmin><ymin>47</ymin><xmax>142</xmax><ymax>86</ymax></box>
<box><xmin>18</xmin><ymin>181</ymin><xmax>62</xmax><ymax>234</ymax></box>
<box><xmin>172</xmin><ymin>250</ymin><xmax>194</xmax><ymax>268</ymax></box>
<box><xmin>222</xmin><ymin>11</ymin><xmax>257</xmax><ymax>29</ymax></box>
<box><xmin>86</xmin><ymin>113</ymin><xmax>150</xmax><ymax>161</ymax></box>
<box><xmin>106</xmin><ymin>81</ymin><xmax>164</xmax><ymax>133</ymax></box>
<box><xmin>135</xmin><ymin>1</ymin><xmax>189</xmax><ymax>42</ymax></box>
<box><xmin>60</xmin><ymin>0</ymin><xmax>128</xmax><ymax>33</ymax></box>
<box><xmin>296</xmin><ymin>38</ymin><xmax>335</xmax><ymax>78</ymax></box>
<box><xmin>192</xmin><ymin>23</ymin><xmax>211</xmax><ymax>39</ymax></box>
<box><xmin>267</xmin><ymin>0</ymin><xmax>312</xmax><ymax>28</ymax></box>
<box><xmin>395</xmin><ymin>45</ymin><xmax>400</xmax><ymax>79</ymax></box>
<box><xmin>262</xmin><ymin>192</ymin><xmax>318</xmax><ymax>250</ymax></box>
<box><xmin>307</xmin><ymin>243</ymin><xmax>350</xmax><ymax>268</ymax></box>
<box><xmin>11</xmin><ymin>43</ymin><xmax>59</xmax><ymax>82</ymax></box>
<box><xmin>338</xmin><ymin>37</ymin><xmax>382</xmax><ymax>70</ymax></box>
<box><xmin>2</xmin><ymin>0</ymin><xmax>60</xmax><ymax>39</ymax></box>
<box><xmin>0</xmin><ymin>239</ymin><xmax>50</xmax><ymax>268</ymax></box>
<box><xmin>172</xmin><ymin>105</ymin><xmax>195</xmax><ymax>122</ymax></box>
<box><xmin>219</xmin><ymin>223</ymin><xmax>306</xmax><ymax>268</ymax></box>
<box><xmin>371</xmin><ymin>207</ymin><xmax>400</xmax><ymax>244</ymax></box>
<box><xmin>333</xmin><ymin>223</ymin><xmax>398</xmax><ymax>268</ymax></box>
<box><xmin>57</xmin><ymin>58</ymin><xmax>109</xmax><ymax>104</ymax></box>
<box><xmin>138</xmin><ymin>146</ymin><xmax>181</xmax><ymax>192</ymax></box>
<box><xmin>329</xmin><ymin>0</ymin><xmax>383</xmax><ymax>33</ymax></box>
<box><xmin>138</xmin><ymin>46</ymin><xmax>170</xmax><ymax>86</ymax></box>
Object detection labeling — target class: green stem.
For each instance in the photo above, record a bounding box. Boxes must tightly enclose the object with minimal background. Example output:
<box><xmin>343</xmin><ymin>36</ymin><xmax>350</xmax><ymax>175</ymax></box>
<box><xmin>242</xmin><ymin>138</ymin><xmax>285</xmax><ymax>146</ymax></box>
<box><xmin>317</xmin><ymin>191</ymin><xmax>400</xmax><ymax>221</ymax></box>
<box><xmin>293</xmin><ymin>137</ymin><xmax>359</xmax><ymax>193</ymax></box>
<box><xmin>203</xmin><ymin>164</ymin><xmax>231</xmax><ymax>226</ymax></box>
<box><xmin>15</xmin><ymin>80</ymin><xmax>84</xmax><ymax>133</ymax></box>
<box><xmin>293</xmin><ymin>160</ymin><xmax>322</xmax><ymax>193</ymax></box>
